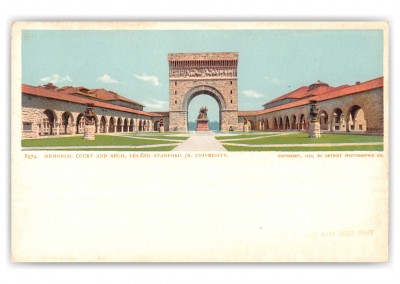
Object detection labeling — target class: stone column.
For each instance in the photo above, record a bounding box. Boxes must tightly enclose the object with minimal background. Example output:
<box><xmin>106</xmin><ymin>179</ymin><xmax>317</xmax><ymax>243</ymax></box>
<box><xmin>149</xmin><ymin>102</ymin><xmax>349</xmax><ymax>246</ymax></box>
<box><xmin>105</xmin><ymin>123</ymin><xmax>109</xmax><ymax>133</ymax></box>
<box><xmin>36</xmin><ymin>123</ymin><xmax>40</xmax><ymax>137</ymax></box>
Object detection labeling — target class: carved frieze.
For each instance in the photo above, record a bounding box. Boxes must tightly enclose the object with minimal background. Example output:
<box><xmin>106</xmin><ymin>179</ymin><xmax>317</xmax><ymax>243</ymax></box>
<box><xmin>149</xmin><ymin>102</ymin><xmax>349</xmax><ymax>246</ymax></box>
<box><xmin>170</xmin><ymin>67</ymin><xmax>237</xmax><ymax>78</ymax></box>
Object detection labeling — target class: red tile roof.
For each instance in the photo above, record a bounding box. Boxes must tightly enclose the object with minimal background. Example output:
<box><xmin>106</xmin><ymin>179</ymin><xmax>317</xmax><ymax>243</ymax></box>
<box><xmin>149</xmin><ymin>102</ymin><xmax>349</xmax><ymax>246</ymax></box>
<box><xmin>241</xmin><ymin>77</ymin><xmax>383</xmax><ymax>117</ymax></box>
<box><xmin>263</xmin><ymin>85</ymin><xmax>335</xmax><ymax>106</ymax></box>
<box><xmin>238</xmin><ymin>111</ymin><xmax>260</xmax><ymax>117</ymax></box>
<box><xmin>56</xmin><ymin>86</ymin><xmax>144</xmax><ymax>106</ymax></box>
<box><xmin>152</xmin><ymin>112</ymin><xmax>170</xmax><ymax>117</ymax></box>
<box><xmin>22</xmin><ymin>84</ymin><xmax>160</xmax><ymax>117</ymax></box>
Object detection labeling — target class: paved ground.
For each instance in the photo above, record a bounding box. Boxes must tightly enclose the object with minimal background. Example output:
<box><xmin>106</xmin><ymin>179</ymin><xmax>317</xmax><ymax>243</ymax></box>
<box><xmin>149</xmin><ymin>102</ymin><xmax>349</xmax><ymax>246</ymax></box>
<box><xmin>172</xmin><ymin>131</ymin><xmax>227</xmax><ymax>151</ymax></box>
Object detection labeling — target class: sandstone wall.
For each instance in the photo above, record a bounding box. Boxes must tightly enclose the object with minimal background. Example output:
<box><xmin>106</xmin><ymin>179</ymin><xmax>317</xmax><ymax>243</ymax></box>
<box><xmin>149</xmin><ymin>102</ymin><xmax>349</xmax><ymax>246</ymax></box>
<box><xmin>21</xmin><ymin>94</ymin><xmax>166</xmax><ymax>138</ymax></box>
<box><xmin>238</xmin><ymin>88</ymin><xmax>384</xmax><ymax>134</ymax></box>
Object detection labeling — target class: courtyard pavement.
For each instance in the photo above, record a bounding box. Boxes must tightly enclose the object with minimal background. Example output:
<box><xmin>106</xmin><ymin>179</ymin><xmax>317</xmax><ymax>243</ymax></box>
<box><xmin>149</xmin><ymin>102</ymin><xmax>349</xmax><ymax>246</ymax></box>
<box><xmin>172</xmin><ymin>131</ymin><xmax>227</xmax><ymax>151</ymax></box>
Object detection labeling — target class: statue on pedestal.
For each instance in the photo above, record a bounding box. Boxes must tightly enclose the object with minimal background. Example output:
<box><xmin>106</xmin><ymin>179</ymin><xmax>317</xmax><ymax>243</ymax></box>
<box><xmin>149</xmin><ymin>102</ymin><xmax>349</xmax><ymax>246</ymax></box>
<box><xmin>309</xmin><ymin>100</ymin><xmax>321</xmax><ymax>138</ymax></box>
<box><xmin>243</xmin><ymin>118</ymin><xmax>249</xmax><ymax>132</ymax></box>
<box><xmin>84</xmin><ymin>103</ymin><xmax>96</xmax><ymax>125</ymax></box>
<box><xmin>84</xmin><ymin>103</ymin><xmax>96</xmax><ymax>140</ymax></box>
<box><xmin>159</xmin><ymin>118</ymin><xmax>164</xmax><ymax>133</ymax></box>
<box><xmin>196</xmin><ymin>106</ymin><xmax>210</xmax><ymax>131</ymax></box>
<box><xmin>310</xmin><ymin>100</ymin><xmax>319</xmax><ymax>123</ymax></box>
<box><xmin>197</xmin><ymin>106</ymin><xmax>208</xmax><ymax>120</ymax></box>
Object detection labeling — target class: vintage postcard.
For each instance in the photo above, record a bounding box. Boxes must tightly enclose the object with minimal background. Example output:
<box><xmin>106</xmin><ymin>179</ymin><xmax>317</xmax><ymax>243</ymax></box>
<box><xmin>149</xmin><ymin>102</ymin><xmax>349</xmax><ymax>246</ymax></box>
<box><xmin>11</xmin><ymin>22</ymin><xmax>388</xmax><ymax>262</ymax></box>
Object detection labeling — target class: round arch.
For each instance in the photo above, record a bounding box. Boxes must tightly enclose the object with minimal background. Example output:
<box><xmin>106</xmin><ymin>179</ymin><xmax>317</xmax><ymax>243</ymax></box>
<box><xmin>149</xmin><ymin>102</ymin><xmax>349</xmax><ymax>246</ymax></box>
<box><xmin>183</xmin><ymin>85</ymin><xmax>226</xmax><ymax>131</ymax></box>
<box><xmin>129</xmin><ymin>118</ymin><xmax>135</xmax><ymax>132</ymax></box>
<box><xmin>332</xmin><ymin>108</ymin><xmax>344</xmax><ymax>131</ymax></box>
<box><xmin>319</xmin><ymin>110</ymin><xmax>329</xmax><ymax>130</ymax></box>
<box><xmin>123</xmin><ymin>118</ymin><xmax>129</xmax><ymax>132</ymax></box>
<box><xmin>117</xmin><ymin>118</ymin><xmax>123</xmax><ymax>132</ymax></box>
<box><xmin>291</xmin><ymin>115</ymin><xmax>297</xmax><ymax>130</ymax></box>
<box><xmin>42</xmin><ymin>109</ymin><xmax>57</xmax><ymax>135</ymax></box>
<box><xmin>182</xmin><ymin>85</ymin><xmax>227</xmax><ymax>111</ymax></box>
<box><xmin>347</xmin><ymin>105</ymin><xmax>367</xmax><ymax>132</ymax></box>
<box><xmin>299</xmin><ymin>114</ymin><xmax>306</xmax><ymax>130</ymax></box>
<box><xmin>284</xmin><ymin>116</ymin><xmax>290</xmax><ymax>130</ymax></box>
<box><xmin>76</xmin><ymin>113</ymin><xmax>85</xmax><ymax>134</ymax></box>
<box><xmin>273</xmin><ymin>117</ymin><xmax>278</xmax><ymax>130</ymax></box>
<box><xmin>109</xmin><ymin>117</ymin><xmax>115</xmax><ymax>133</ymax></box>
<box><xmin>61</xmin><ymin>111</ymin><xmax>74</xmax><ymax>135</ymax></box>
<box><xmin>279</xmin><ymin>117</ymin><xmax>284</xmax><ymax>130</ymax></box>
<box><xmin>99</xmin><ymin>116</ymin><xmax>107</xmax><ymax>133</ymax></box>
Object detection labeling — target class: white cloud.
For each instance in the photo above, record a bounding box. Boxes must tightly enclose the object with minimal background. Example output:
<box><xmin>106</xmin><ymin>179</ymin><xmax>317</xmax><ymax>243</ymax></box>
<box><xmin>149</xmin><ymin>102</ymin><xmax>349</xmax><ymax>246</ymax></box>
<box><xmin>243</xmin><ymin>89</ymin><xmax>265</xmax><ymax>98</ymax></box>
<box><xmin>265</xmin><ymin>76</ymin><xmax>282</xmax><ymax>84</ymax></box>
<box><xmin>143</xmin><ymin>99</ymin><xmax>167</xmax><ymax>110</ymax></box>
<box><xmin>134</xmin><ymin>74</ymin><xmax>160</xmax><ymax>86</ymax></box>
<box><xmin>97</xmin><ymin>74</ymin><xmax>118</xmax><ymax>84</ymax></box>
<box><xmin>40</xmin><ymin>74</ymin><xmax>73</xmax><ymax>84</ymax></box>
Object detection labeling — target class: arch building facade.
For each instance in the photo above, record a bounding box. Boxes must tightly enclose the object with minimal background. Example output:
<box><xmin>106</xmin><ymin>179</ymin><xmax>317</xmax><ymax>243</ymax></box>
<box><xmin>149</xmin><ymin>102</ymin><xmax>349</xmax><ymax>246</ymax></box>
<box><xmin>168</xmin><ymin>52</ymin><xmax>239</xmax><ymax>131</ymax></box>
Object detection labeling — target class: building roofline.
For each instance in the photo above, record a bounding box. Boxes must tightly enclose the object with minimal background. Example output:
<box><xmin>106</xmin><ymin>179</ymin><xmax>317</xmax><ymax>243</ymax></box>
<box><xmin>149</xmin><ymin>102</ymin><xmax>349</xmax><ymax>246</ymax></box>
<box><xmin>241</xmin><ymin>77</ymin><xmax>383</xmax><ymax>116</ymax></box>
<box><xmin>22</xmin><ymin>84</ymin><xmax>159</xmax><ymax>117</ymax></box>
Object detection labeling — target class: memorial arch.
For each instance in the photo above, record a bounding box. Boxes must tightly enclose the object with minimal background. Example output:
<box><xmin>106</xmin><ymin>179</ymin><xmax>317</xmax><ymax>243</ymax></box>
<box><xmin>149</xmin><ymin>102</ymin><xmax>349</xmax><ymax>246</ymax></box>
<box><xmin>168</xmin><ymin>52</ymin><xmax>239</xmax><ymax>131</ymax></box>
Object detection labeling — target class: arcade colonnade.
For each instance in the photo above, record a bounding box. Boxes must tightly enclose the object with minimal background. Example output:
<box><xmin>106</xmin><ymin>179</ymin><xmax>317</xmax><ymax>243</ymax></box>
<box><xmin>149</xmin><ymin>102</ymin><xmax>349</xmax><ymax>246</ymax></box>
<box><xmin>21</xmin><ymin>92</ymin><xmax>168</xmax><ymax>139</ymax></box>
<box><xmin>238</xmin><ymin>87</ymin><xmax>384</xmax><ymax>134</ymax></box>
<box><xmin>37</xmin><ymin>111</ymin><xmax>154</xmax><ymax>136</ymax></box>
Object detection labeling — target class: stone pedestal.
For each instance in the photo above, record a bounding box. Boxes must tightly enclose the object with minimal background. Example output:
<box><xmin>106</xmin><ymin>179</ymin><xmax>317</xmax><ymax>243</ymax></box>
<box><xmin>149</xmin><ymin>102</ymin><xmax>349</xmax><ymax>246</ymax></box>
<box><xmin>159</xmin><ymin>126</ymin><xmax>164</xmax><ymax>133</ymax></box>
<box><xmin>196</xmin><ymin>119</ymin><xmax>209</xmax><ymax>131</ymax></box>
<box><xmin>243</xmin><ymin>124</ymin><xmax>249</xmax><ymax>132</ymax></box>
<box><xmin>309</xmin><ymin>122</ymin><xmax>321</xmax><ymax>138</ymax></box>
<box><xmin>84</xmin><ymin>124</ymin><xmax>96</xmax><ymax>140</ymax></box>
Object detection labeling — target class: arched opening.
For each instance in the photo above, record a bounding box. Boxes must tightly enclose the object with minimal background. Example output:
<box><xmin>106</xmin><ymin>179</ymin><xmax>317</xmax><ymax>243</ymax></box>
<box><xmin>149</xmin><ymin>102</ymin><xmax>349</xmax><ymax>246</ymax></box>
<box><xmin>300</xmin><ymin>114</ymin><xmax>306</xmax><ymax>130</ymax></box>
<box><xmin>129</xmin><ymin>119</ymin><xmax>135</xmax><ymax>132</ymax></box>
<box><xmin>248</xmin><ymin>120</ymin><xmax>255</xmax><ymax>130</ymax></box>
<box><xmin>319</xmin><ymin>110</ymin><xmax>329</xmax><ymax>130</ymax></box>
<box><xmin>265</xmin><ymin>119</ymin><xmax>270</xmax><ymax>130</ymax></box>
<box><xmin>184</xmin><ymin>86</ymin><xmax>226</xmax><ymax>131</ymax></box>
<box><xmin>279</xmin><ymin>117</ymin><xmax>284</xmax><ymax>130</ymax></box>
<box><xmin>61</xmin><ymin>111</ymin><xmax>73</xmax><ymax>135</ymax></box>
<box><xmin>123</xmin><ymin>118</ymin><xmax>129</xmax><ymax>132</ymax></box>
<box><xmin>332</xmin><ymin>108</ymin><xmax>344</xmax><ymax>131</ymax></box>
<box><xmin>291</xmin><ymin>115</ymin><xmax>297</xmax><ymax>130</ymax></box>
<box><xmin>76</xmin><ymin>113</ymin><xmax>85</xmax><ymax>134</ymax></box>
<box><xmin>42</xmin><ymin>109</ymin><xmax>57</xmax><ymax>135</ymax></box>
<box><xmin>273</xmin><ymin>118</ymin><xmax>278</xmax><ymax>130</ymax></box>
<box><xmin>187</xmin><ymin>94</ymin><xmax>220</xmax><ymax>131</ymax></box>
<box><xmin>117</xmin><ymin>118</ymin><xmax>123</xmax><ymax>132</ymax></box>
<box><xmin>109</xmin><ymin>117</ymin><xmax>115</xmax><ymax>133</ymax></box>
<box><xmin>347</xmin><ymin>105</ymin><xmax>367</xmax><ymax>132</ymax></box>
<box><xmin>285</xmin><ymin>116</ymin><xmax>290</xmax><ymax>130</ymax></box>
<box><xmin>154</xmin><ymin>120</ymin><xmax>160</xmax><ymax>131</ymax></box>
<box><xmin>99</xmin><ymin>116</ymin><xmax>106</xmax><ymax>133</ymax></box>
<box><xmin>139</xmin><ymin>119</ymin><xmax>143</xmax><ymax>132</ymax></box>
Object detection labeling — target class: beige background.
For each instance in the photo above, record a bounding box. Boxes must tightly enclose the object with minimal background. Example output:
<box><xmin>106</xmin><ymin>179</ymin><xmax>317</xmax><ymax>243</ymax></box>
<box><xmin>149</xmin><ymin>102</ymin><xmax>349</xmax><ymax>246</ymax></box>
<box><xmin>11</xmin><ymin>22</ymin><xmax>389</xmax><ymax>262</ymax></box>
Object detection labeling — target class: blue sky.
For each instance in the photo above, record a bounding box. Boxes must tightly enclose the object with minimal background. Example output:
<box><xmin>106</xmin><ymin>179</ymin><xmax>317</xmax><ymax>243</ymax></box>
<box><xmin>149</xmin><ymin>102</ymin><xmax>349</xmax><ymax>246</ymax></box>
<box><xmin>22</xmin><ymin>29</ymin><xmax>383</xmax><ymax>122</ymax></box>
